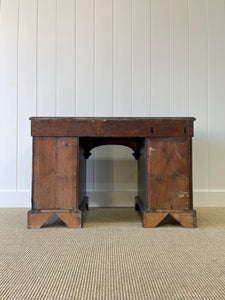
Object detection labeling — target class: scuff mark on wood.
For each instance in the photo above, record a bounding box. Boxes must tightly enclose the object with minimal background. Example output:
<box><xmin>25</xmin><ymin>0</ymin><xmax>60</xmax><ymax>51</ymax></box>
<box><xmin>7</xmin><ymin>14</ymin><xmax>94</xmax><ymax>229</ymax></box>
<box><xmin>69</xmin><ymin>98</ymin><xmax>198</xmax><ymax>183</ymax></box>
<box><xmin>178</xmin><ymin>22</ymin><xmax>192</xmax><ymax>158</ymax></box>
<box><xmin>149</xmin><ymin>147</ymin><xmax>156</xmax><ymax>156</ymax></box>
<box><xmin>178</xmin><ymin>192</ymin><xmax>189</xmax><ymax>198</ymax></box>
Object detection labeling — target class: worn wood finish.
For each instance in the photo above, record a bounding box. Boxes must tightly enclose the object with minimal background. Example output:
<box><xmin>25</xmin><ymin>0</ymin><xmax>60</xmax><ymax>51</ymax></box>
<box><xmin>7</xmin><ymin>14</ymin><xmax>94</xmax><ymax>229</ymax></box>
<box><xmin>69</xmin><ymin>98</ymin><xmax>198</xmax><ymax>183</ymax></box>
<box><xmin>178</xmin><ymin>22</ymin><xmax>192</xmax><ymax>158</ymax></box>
<box><xmin>30</xmin><ymin>117</ymin><xmax>194</xmax><ymax>137</ymax></box>
<box><xmin>28</xmin><ymin>117</ymin><xmax>196</xmax><ymax>228</ymax></box>
<box><xmin>146</xmin><ymin>137</ymin><xmax>191</xmax><ymax>210</ymax></box>
<box><xmin>27</xmin><ymin>210</ymin><xmax>82</xmax><ymax>229</ymax></box>
<box><xmin>136</xmin><ymin>136</ymin><xmax>196</xmax><ymax>228</ymax></box>
<box><xmin>80</xmin><ymin>137</ymin><xmax>141</xmax><ymax>159</ymax></box>
<box><xmin>28</xmin><ymin>136</ymin><xmax>80</xmax><ymax>228</ymax></box>
<box><xmin>142</xmin><ymin>211</ymin><xmax>197</xmax><ymax>228</ymax></box>
<box><xmin>32</xmin><ymin>137</ymin><xmax>78</xmax><ymax>209</ymax></box>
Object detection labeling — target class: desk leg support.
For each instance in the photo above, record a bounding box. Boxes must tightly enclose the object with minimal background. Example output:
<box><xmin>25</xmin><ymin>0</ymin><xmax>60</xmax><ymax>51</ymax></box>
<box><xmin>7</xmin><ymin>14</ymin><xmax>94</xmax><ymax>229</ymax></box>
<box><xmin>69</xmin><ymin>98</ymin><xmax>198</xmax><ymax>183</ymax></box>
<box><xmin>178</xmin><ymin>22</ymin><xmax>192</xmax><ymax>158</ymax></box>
<box><xmin>136</xmin><ymin>137</ymin><xmax>197</xmax><ymax>228</ymax></box>
<box><xmin>28</xmin><ymin>137</ymin><xmax>82</xmax><ymax>229</ymax></box>
<box><xmin>27</xmin><ymin>210</ymin><xmax>82</xmax><ymax>229</ymax></box>
<box><xmin>142</xmin><ymin>210</ymin><xmax>197</xmax><ymax>228</ymax></box>
<box><xmin>135</xmin><ymin>197</ymin><xmax>197</xmax><ymax>228</ymax></box>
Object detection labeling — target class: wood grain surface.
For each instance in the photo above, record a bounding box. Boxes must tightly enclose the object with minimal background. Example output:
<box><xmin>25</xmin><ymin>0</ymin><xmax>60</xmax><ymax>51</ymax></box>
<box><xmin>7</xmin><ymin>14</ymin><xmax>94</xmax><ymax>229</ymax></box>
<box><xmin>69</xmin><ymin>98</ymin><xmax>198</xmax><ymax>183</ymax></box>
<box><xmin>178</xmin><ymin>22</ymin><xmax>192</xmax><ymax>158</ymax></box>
<box><xmin>30</xmin><ymin>117</ymin><xmax>195</xmax><ymax>137</ymax></box>
<box><xmin>146</xmin><ymin>137</ymin><xmax>192</xmax><ymax>210</ymax></box>
<box><xmin>29</xmin><ymin>117</ymin><xmax>196</xmax><ymax>228</ymax></box>
<box><xmin>32</xmin><ymin>137</ymin><xmax>79</xmax><ymax>210</ymax></box>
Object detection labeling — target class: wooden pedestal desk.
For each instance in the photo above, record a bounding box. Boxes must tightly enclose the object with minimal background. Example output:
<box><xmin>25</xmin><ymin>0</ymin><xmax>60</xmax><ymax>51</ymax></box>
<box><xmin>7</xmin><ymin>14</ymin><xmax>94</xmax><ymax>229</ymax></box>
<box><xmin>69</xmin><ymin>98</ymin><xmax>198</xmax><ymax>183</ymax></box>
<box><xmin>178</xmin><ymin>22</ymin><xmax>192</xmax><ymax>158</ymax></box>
<box><xmin>27</xmin><ymin>117</ymin><xmax>196</xmax><ymax>229</ymax></box>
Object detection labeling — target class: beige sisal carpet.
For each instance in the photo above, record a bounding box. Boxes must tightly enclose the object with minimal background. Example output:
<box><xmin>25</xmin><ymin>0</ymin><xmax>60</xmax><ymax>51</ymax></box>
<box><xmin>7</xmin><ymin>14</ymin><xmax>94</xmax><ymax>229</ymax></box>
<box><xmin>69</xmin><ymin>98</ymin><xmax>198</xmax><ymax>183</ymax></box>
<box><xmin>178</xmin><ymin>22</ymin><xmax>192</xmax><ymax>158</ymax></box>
<box><xmin>0</xmin><ymin>207</ymin><xmax>225</xmax><ymax>300</ymax></box>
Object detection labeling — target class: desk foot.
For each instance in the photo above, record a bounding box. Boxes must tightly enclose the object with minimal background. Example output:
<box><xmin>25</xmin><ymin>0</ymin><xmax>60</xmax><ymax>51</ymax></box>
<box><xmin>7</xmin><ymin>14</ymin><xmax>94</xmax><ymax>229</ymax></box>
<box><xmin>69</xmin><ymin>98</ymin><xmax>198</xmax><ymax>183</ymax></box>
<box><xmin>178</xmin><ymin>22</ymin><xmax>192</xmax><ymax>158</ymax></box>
<box><xmin>135</xmin><ymin>197</ymin><xmax>196</xmax><ymax>228</ymax></box>
<box><xmin>27</xmin><ymin>210</ymin><xmax>82</xmax><ymax>229</ymax></box>
<box><xmin>79</xmin><ymin>196</ymin><xmax>89</xmax><ymax>212</ymax></box>
<box><xmin>142</xmin><ymin>210</ymin><xmax>196</xmax><ymax>228</ymax></box>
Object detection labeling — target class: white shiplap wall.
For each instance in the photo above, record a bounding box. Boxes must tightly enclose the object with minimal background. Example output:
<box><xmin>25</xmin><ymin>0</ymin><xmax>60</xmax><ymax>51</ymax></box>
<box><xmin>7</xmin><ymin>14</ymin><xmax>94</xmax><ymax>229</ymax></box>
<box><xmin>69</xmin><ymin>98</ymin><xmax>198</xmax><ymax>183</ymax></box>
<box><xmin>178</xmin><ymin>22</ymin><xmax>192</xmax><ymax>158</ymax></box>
<box><xmin>0</xmin><ymin>0</ymin><xmax>225</xmax><ymax>207</ymax></box>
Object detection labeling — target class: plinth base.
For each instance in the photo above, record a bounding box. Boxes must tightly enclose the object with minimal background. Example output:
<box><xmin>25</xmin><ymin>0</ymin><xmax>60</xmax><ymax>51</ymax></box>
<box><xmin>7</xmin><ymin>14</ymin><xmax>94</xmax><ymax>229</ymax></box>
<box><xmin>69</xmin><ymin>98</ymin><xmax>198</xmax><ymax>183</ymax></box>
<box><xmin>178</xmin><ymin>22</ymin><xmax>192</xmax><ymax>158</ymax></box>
<box><xmin>135</xmin><ymin>197</ymin><xmax>197</xmax><ymax>228</ymax></box>
<box><xmin>27</xmin><ymin>209</ymin><xmax>82</xmax><ymax>229</ymax></box>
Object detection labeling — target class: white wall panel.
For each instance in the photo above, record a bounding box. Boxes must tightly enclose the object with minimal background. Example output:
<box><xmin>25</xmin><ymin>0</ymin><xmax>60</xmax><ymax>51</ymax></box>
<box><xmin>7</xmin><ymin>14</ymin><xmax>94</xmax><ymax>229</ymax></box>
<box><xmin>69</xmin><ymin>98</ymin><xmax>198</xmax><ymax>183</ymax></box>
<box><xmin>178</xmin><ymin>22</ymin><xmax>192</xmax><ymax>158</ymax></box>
<box><xmin>95</xmin><ymin>0</ymin><xmax>113</xmax><ymax>116</ymax></box>
<box><xmin>17</xmin><ymin>0</ymin><xmax>37</xmax><ymax>190</ymax></box>
<box><xmin>189</xmin><ymin>0</ymin><xmax>208</xmax><ymax>190</ymax></box>
<box><xmin>93</xmin><ymin>146</ymin><xmax>114</xmax><ymax>193</ymax></box>
<box><xmin>110</xmin><ymin>0</ymin><xmax>134</xmax><ymax>205</ymax></box>
<box><xmin>170</xmin><ymin>0</ymin><xmax>189</xmax><ymax>116</ymax></box>
<box><xmin>151</xmin><ymin>0</ymin><xmax>170</xmax><ymax>116</ymax></box>
<box><xmin>0</xmin><ymin>0</ymin><xmax>19</xmax><ymax>189</ymax></box>
<box><xmin>1</xmin><ymin>0</ymin><xmax>225</xmax><ymax>207</ymax></box>
<box><xmin>76</xmin><ymin>0</ymin><xmax>95</xmax><ymax>193</ymax></box>
<box><xmin>112</xmin><ymin>146</ymin><xmax>137</xmax><ymax>192</ymax></box>
<box><xmin>113</xmin><ymin>0</ymin><xmax>132</xmax><ymax>116</ymax></box>
<box><xmin>93</xmin><ymin>0</ymin><xmax>113</xmax><ymax>204</ymax></box>
<box><xmin>37</xmin><ymin>0</ymin><xmax>56</xmax><ymax>116</ymax></box>
<box><xmin>56</xmin><ymin>0</ymin><xmax>75</xmax><ymax>116</ymax></box>
<box><xmin>76</xmin><ymin>0</ymin><xmax>94</xmax><ymax>116</ymax></box>
<box><xmin>207</xmin><ymin>0</ymin><xmax>225</xmax><ymax>190</ymax></box>
<box><xmin>132</xmin><ymin>0</ymin><xmax>150</xmax><ymax>116</ymax></box>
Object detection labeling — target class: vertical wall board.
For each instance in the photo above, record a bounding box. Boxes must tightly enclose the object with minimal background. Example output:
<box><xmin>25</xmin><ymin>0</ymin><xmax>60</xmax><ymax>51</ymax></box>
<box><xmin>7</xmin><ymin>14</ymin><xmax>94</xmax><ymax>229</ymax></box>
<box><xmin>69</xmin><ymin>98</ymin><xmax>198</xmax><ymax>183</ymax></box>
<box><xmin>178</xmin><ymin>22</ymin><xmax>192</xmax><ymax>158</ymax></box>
<box><xmin>207</xmin><ymin>0</ymin><xmax>225</xmax><ymax>190</ymax></box>
<box><xmin>0</xmin><ymin>0</ymin><xmax>19</xmax><ymax>189</ymax></box>
<box><xmin>76</xmin><ymin>0</ymin><xmax>95</xmax><ymax>193</ymax></box>
<box><xmin>132</xmin><ymin>0</ymin><xmax>150</xmax><ymax>116</ymax></box>
<box><xmin>112</xmin><ymin>145</ymin><xmax>137</xmax><ymax>192</ymax></box>
<box><xmin>151</xmin><ymin>0</ymin><xmax>170</xmax><ymax>116</ymax></box>
<box><xmin>56</xmin><ymin>0</ymin><xmax>75</xmax><ymax>116</ymax></box>
<box><xmin>17</xmin><ymin>0</ymin><xmax>37</xmax><ymax>190</ymax></box>
<box><xmin>189</xmin><ymin>0</ymin><xmax>208</xmax><ymax>190</ymax></box>
<box><xmin>37</xmin><ymin>0</ymin><xmax>56</xmax><ymax>116</ymax></box>
<box><xmin>113</xmin><ymin>0</ymin><xmax>132</xmax><ymax>116</ymax></box>
<box><xmin>86</xmin><ymin>155</ymin><xmax>95</xmax><ymax>194</ymax></box>
<box><xmin>93</xmin><ymin>0</ymin><xmax>113</xmax><ymax>204</ymax></box>
<box><xmin>76</xmin><ymin>0</ymin><xmax>94</xmax><ymax>116</ymax></box>
<box><xmin>95</xmin><ymin>0</ymin><xmax>113</xmax><ymax>116</ymax></box>
<box><xmin>170</xmin><ymin>0</ymin><xmax>189</xmax><ymax>116</ymax></box>
<box><xmin>93</xmin><ymin>145</ymin><xmax>114</xmax><ymax>201</ymax></box>
<box><xmin>112</xmin><ymin>0</ymin><xmax>134</xmax><ymax>205</ymax></box>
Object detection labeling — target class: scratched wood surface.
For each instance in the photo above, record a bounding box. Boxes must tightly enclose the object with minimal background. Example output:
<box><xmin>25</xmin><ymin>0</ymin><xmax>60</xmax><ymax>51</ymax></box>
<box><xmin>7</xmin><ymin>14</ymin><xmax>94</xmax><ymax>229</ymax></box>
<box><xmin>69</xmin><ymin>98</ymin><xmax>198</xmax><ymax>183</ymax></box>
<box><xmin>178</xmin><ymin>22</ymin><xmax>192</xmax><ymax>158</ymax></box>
<box><xmin>32</xmin><ymin>137</ymin><xmax>79</xmax><ymax>210</ymax></box>
<box><xmin>30</xmin><ymin>117</ymin><xmax>195</xmax><ymax>137</ymax></box>
<box><xmin>29</xmin><ymin>117</ymin><xmax>196</xmax><ymax>228</ymax></box>
<box><xmin>146</xmin><ymin>137</ymin><xmax>192</xmax><ymax>210</ymax></box>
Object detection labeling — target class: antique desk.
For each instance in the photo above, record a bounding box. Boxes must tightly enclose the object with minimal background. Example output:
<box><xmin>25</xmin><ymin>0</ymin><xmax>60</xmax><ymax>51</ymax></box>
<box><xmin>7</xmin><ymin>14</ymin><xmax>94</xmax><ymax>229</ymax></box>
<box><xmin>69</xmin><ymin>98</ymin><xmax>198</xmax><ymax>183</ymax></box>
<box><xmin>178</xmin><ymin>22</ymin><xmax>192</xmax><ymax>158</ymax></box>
<box><xmin>27</xmin><ymin>117</ymin><xmax>196</xmax><ymax>228</ymax></box>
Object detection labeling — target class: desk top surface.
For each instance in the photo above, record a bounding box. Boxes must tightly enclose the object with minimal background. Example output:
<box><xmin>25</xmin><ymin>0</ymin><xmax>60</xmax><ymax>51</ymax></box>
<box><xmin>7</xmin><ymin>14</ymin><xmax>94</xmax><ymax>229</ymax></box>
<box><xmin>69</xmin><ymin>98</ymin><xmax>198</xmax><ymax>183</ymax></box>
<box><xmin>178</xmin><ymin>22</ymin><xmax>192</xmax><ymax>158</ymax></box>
<box><xmin>30</xmin><ymin>117</ymin><xmax>195</xmax><ymax>121</ymax></box>
<box><xmin>30</xmin><ymin>117</ymin><xmax>195</xmax><ymax>137</ymax></box>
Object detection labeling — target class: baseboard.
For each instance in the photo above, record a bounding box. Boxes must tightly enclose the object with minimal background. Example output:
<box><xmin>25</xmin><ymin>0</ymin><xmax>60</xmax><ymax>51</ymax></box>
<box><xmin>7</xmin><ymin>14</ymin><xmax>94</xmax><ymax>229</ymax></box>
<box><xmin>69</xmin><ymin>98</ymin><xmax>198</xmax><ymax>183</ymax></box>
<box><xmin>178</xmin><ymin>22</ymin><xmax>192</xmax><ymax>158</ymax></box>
<box><xmin>0</xmin><ymin>190</ymin><xmax>31</xmax><ymax>207</ymax></box>
<box><xmin>88</xmin><ymin>190</ymin><xmax>225</xmax><ymax>207</ymax></box>
<box><xmin>193</xmin><ymin>190</ymin><xmax>225</xmax><ymax>207</ymax></box>
<box><xmin>0</xmin><ymin>190</ymin><xmax>224</xmax><ymax>207</ymax></box>
<box><xmin>87</xmin><ymin>191</ymin><xmax>136</xmax><ymax>207</ymax></box>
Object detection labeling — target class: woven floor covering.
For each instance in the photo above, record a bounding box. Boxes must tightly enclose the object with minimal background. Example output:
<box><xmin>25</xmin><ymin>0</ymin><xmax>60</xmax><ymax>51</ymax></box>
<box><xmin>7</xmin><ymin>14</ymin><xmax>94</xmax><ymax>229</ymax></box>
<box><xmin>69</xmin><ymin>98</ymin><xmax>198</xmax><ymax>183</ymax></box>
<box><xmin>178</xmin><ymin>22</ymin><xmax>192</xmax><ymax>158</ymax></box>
<box><xmin>0</xmin><ymin>207</ymin><xmax>225</xmax><ymax>300</ymax></box>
